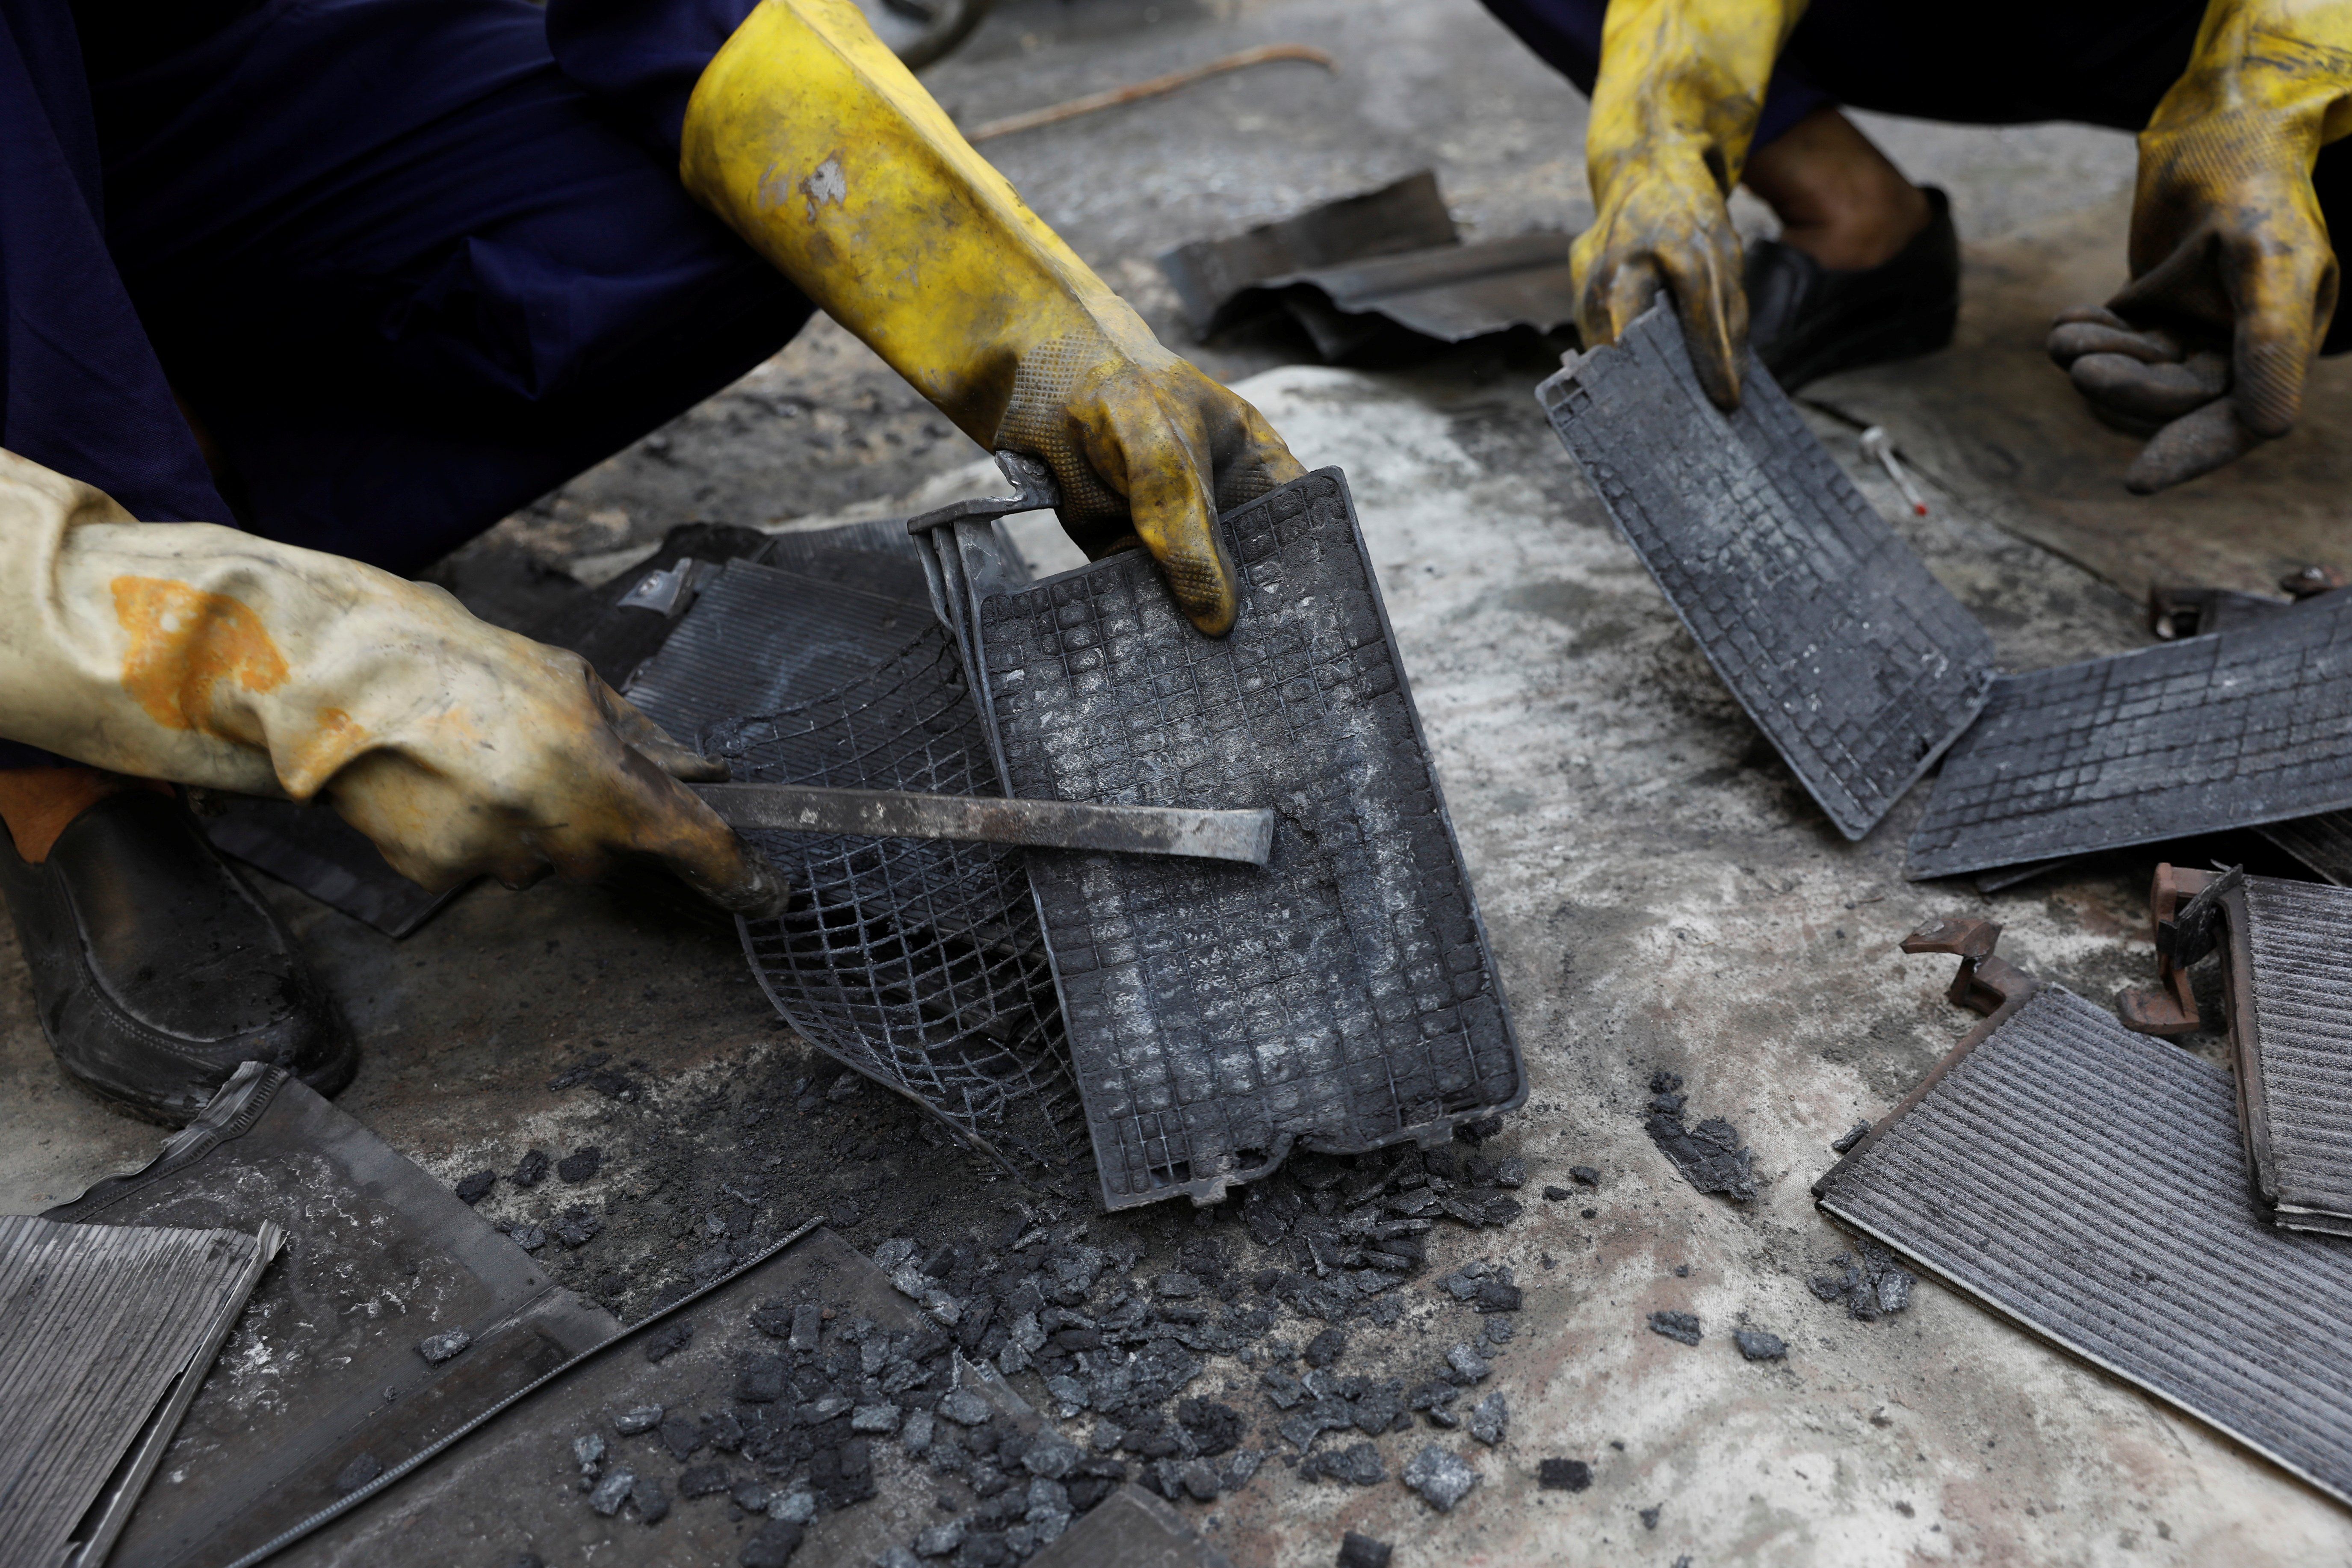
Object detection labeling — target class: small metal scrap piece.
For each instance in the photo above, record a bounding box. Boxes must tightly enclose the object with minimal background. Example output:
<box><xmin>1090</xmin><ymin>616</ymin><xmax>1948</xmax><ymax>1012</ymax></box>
<box><xmin>693</xmin><ymin>784</ymin><xmax>1274</xmax><ymax>866</ymax></box>
<box><xmin>616</xmin><ymin>557</ymin><xmax>723</xmax><ymax>617</ymax></box>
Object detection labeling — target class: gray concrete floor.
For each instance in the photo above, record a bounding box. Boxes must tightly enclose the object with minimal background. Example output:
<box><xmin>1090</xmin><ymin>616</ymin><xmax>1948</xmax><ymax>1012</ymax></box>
<box><xmin>8</xmin><ymin>2</ymin><xmax>2352</xmax><ymax>1563</ymax></box>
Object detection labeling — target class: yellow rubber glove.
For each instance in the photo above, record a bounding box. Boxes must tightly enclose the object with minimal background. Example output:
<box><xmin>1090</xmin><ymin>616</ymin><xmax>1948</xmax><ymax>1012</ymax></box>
<box><xmin>2048</xmin><ymin>0</ymin><xmax>2352</xmax><ymax>492</ymax></box>
<box><xmin>1575</xmin><ymin>0</ymin><xmax>1808</xmax><ymax>408</ymax></box>
<box><xmin>680</xmin><ymin>0</ymin><xmax>1301</xmax><ymax>635</ymax></box>
<box><xmin>0</xmin><ymin>449</ymin><xmax>785</xmax><ymax>915</ymax></box>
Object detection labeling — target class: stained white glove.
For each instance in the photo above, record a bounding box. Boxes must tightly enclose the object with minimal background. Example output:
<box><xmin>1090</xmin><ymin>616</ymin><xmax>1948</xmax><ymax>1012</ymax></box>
<box><xmin>0</xmin><ymin>449</ymin><xmax>783</xmax><ymax>912</ymax></box>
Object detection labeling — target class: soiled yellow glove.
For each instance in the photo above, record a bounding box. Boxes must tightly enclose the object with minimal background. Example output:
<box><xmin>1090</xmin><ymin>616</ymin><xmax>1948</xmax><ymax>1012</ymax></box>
<box><xmin>2049</xmin><ymin>0</ymin><xmax>2352</xmax><ymax>492</ymax></box>
<box><xmin>0</xmin><ymin>449</ymin><xmax>784</xmax><ymax>913</ymax></box>
<box><xmin>680</xmin><ymin>0</ymin><xmax>1300</xmax><ymax>635</ymax></box>
<box><xmin>1574</xmin><ymin>0</ymin><xmax>1808</xmax><ymax>408</ymax></box>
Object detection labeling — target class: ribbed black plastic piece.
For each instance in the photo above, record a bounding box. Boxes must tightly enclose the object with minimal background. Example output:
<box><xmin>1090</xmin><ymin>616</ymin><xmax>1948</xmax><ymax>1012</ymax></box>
<box><xmin>945</xmin><ymin>469</ymin><xmax>1524</xmax><ymax>1210</ymax></box>
<box><xmin>1537</xmin><ymin>304</ymin><xmax>1994</xmax><ymax>841</ymax></box>
<box><xmin>1816</xmin><ymin>986</ymin><xmax>2352</xmax><ymax>1506</ymax></box>
<box><xmin>1907</xmin><ymin>594</ymin><xmax>2352</xmax><ymax>879</ymax></box>
<box><xmin>2227</xmin><ymin>876</ymin><xmax>2352</xmax><ymax>1234</ymax></box>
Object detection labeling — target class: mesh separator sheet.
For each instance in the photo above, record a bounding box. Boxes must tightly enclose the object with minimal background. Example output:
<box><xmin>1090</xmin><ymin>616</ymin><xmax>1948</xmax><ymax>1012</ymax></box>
<box><xmin>952</xmin><ymin>468</ymin><xmax>1522</xmax><ymax>1210</ymax></box>
<box><xmin>1906</xmin><ymin>594</ymin><xmax>2352</xmax><ymax>878</ymax></box>
<box><xmin>667</xmin><ymin>576</ymin><xmax>1088</xmax><ymax>1188</ymax></box>
<box><xmin>1815</xmin><ymin>986</ymin><xmax>2352</xmax><ymax>1506</ymax></box>
<box><xmin>1536</xmin><ymin>305</ymin><xmax>1994</xmax><ymax>841</ymax></box>
<box><xmin>2233</xmin><ymin>876</ymin><xmax>2352</xmax><ymax>1230</ymax></box>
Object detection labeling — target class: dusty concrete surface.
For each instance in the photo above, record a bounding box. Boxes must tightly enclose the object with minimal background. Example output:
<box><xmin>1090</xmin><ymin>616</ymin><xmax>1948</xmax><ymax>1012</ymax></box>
<box><xmin>6</xmin><ymin>2</ymin><xmax>2352</xmax><ymax>1565</ymax></box>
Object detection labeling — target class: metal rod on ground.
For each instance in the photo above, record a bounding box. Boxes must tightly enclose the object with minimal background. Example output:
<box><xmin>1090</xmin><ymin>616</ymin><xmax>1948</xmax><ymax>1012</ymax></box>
<box><xmin>965</xmin><ymin>44</ymin><xmax>1337</xmax><ymax>143</ymax></box>
<box><xmin>694</xmin><ymin>783</ymin><xmax>1276</xmax><ymax>865</ymax></box>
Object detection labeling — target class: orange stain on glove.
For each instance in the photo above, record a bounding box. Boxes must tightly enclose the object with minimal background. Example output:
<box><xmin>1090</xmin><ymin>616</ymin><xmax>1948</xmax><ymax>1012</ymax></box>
<box><xmin>112</xmin><ymin>577</ymin><xmax>288</xmax><ymax>738</ymax></box>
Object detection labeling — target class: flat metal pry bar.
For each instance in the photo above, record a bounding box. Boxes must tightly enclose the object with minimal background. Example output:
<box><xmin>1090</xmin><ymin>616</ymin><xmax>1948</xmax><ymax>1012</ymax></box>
<box><xmin>694</xmin><ymin>783</ymin><xmax>1275</xmax><ymax>866</ymax></box>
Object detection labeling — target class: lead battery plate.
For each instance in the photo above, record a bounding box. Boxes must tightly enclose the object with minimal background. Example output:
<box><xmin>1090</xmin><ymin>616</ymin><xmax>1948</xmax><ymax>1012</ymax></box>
<box><xmin>932</xmin><ymin>469</ymin><xmax>1524</xmax><ymax>1210</ymax></box>
<box><xmin>1537</xmin><ymin>304</ymin><xmax>1995</xmax><ymax>841</ymax></box>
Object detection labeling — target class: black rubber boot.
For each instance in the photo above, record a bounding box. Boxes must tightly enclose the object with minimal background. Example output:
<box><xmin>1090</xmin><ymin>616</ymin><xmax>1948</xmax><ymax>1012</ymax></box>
<box><xmin>1744</xmin><ymin>186</ymin><xmax>1960</xmax><ymax>392</ymax></box>
<box><xmin>0</xmin><ymin>790</ymin><xmax>355</xmax><ymax>1125</ymax></box>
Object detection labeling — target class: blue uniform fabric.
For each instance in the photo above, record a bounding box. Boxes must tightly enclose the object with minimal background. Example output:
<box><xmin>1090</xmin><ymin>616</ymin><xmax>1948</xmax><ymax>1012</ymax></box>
<box><xmin>1</xmin><ymin>0</ymin><xmax>813</xmax><ymax>769</ymax></box>
<box><xmin>1479</xmin><ymin>0</ymin><xmax>2216</xmax><ymax>144</ymax></box>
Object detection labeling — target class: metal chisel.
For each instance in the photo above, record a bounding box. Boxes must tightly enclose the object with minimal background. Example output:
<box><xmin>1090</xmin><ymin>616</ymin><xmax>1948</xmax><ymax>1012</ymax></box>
<box><xmin>693</xmin><ymin>783</ymin><xmax>1274</xmax><ymax>866</ymax></box>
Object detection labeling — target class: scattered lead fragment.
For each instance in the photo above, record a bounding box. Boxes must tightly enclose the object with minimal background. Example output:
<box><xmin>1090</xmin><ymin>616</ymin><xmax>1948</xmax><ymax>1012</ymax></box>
<box><xmin>1469</xmin><ymin>1391</ymin><xmax>1509</xmax><ymax>1446</ymax></box>
<box><xmin>614</xmin><ymin>1405</ymin><xmax>663</xmax><ymax>1435</ymax></box>
<box><xmin>878</xmin><ymin>1551</ymin><xmax>921</xmax><ymax>1568</ymax></box>
<box><xmin>1572</xmin><ymin>1166</ymin><xmax>1601</xmax><ymax>1187</ymax></box>
<box><xmin>1494</xmin><ymin>1158</ymin><xmax>1527</xmax><ymax>1189</ymax></box>
<box><xmin>737</xmin><ymin>1356</ymin><xmax>786</xmax><ymax>1403</ymax></box>
<box><xmin>1538</xmin><ymin>1457</ymin><xmax>1592</xmax><ymax>1491</ymax></box>
<box><xmin>632</xmin><ymin>1476</ymin><xmax>669</xmax><ymax>1525</ymax></box>
<box><xmin>770</xmin><ymin>1488</ymin><xmax>816</xmax><ymax>1523</ymax></box>
<box><xmin>552</xmin><ymin>1206</ymin><xmax>603</xmax><ymax>1249</ymax></box>
<box><xmin>1542</xmin><ymin>1185</ymin><xmax>1572</xmax><ymax>1202</ymax></box>
<box><xmin>642</xmin><ymin>1321</ymin><xmax>692</xmax><ymax>1363</ymax></box>
<box><xmin>511</xmin><ymin>1148</ymin><xmax>550</xmax><ymax>1187</ymax></box>
<box><xmin>1648</xmin><ymin>1311</ymin><xmax>1702</xmax><ymax>1346</ymax></box>
<box><xmin>510</xmin><ymin>1224</ymin><xmax>547</xmax><ymax>1252</ymax></box>
<box><xmin>899</xmin><ymin>1409</ymin><xmax>935</xmax><ymax>1456</ymax></box>
<box><xmin>739</xmin><ymin>1518</ymin><xmax>803</xmax><ymax>1567</ymax></box>
<box><xmin>1305</xmin><ymin>1327</ymin><xmax>1348</xmax><ymax>1368</ymax></box>
<box><xmin>557</xmin><ymin>1146</ymin><xmax>603</xmax><ymax>1183</ymax></box>
<box><xmin>937</xmin><ymin>1390</ymin><xmax>993</xmax><ymax>1426</ymax></box>
<box><xmin>852</xmin><ymin>1403</ymin><xmax>901</xmax><ymax>1434</ymax></box>
<box><xmin>331</xmin><ymin>1453</ymin><xmax>382</xmax><ymax>1495</ymax></box>
<box><xmin>1302</xmin><ymin>1442</ymin><xmax>1384</xmax><ymax>1485</ymax></box>
<box><xmin>588</xmin><ymin>1467</ymin><xmax>635</xmax><ymax>1517</ymax></box>
<box><xmin>679</xmin><ymin>1464</ymin><xmax>729</xmax><ymax>1498</ymax></box>
<box><xmin>417</xmin><ymin>1326</ymin><xmax>471</xmax><ymax>1364</ymax></box>
<box><xmin>1831</xmin><ymin>1120</ymin><xmax>1873</xmax><ymax>1154</ymax></box>
<box><xmin>915</xmin><ymin>1518</ymin><xmax>966</xmax><ymax>1556</ymax></box>
<box><xmin>1641</xmin><ymin>1503</ymin><xmax>1664</xmax><ymax>1529</ymax></box>
<box><xmin>1445</xmin><ymin>1343</ymin><xmax>1491</xmax><ymax>1383</ymax></box>
<box><xmin>455</xmin><ymin>1170</ymin><xmax>495</xmax><ymax>1205</ymax></box>
<box><xmin>1403</xmin><ymin>1445</ymin><xmax>1481</xmax><ymax>1512</ymax></box>
<box><xmin>1734</xmin><ymin>1328</ymin><xmax>1788</xmax><ymax>1361</ymax></box>
<box><xmin>1338</xmin><ymin>1531</ymin><xmax>1394</xmax><ymax>1568</ymax></box>
<box><xmin>571</xmin><ymin>1435</ymin><xmax>606</xmax><ymax>1469</ymax></box>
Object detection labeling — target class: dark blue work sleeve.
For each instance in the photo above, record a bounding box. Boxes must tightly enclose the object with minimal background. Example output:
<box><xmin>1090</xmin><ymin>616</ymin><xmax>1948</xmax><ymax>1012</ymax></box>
<box><xmin>0</xmin><ymin>0</ymin><xmax>228</xmax><ymax>524</ymax></box>
<box><xmin>545</xmin><ymin>0</ymin><xmax>765</xmax><ymax>159</ymax></box>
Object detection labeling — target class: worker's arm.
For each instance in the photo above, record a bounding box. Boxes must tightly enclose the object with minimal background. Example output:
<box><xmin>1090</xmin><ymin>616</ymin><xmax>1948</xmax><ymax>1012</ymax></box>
<box><xmin>678</xmin><ymin>0</ymin><xmax>1301</xmax><ymax>635</ymax></box>
<box><xmin>0</xmin><ymin>449</ymin><xmax>783</xmax><ymax>913</ymax></box>
<box><xmin>2049</xmin><ymin>0</ymin><xmax>2352</xmax><ymax>492</ymax></box>
<box><xmin>1573</xmin><ymin>0</ymin><xmax>1810</xmax><ymax>408</ymax></box>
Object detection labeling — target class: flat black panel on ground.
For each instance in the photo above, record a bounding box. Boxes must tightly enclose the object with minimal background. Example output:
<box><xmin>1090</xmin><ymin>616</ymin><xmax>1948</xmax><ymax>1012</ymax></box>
<box><xmin>952</xmin><ymin>469</ymin><xmax>1524</xmax><ymax>1210</ymax></box>
<box><xmin>1537</xmin><ymin>305</ymin><xmax>1995</xmax><ymax>841</ymax></box>
<box><xmin>1815</xmin><ymin>986</ymin><xmax>2352</xmax><ymax>1506</ymax></box>
<box><xmin>1906</xmin><ymin>594</ymin><xmax>2352</xmax><ymax>878</ymax></box>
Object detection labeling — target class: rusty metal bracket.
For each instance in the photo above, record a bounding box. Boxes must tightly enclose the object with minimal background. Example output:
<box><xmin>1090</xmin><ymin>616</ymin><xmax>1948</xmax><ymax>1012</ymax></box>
<box><xmin>2116</xmin><ymin>864</ymin><xmax>2244</xmax><ymax>1036</ymax></box>
<box><xmin>1900</xmin><ymin>915</ymin><xmax>2037</xmax><ymax>1017</ymax></box>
